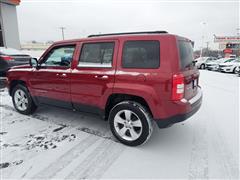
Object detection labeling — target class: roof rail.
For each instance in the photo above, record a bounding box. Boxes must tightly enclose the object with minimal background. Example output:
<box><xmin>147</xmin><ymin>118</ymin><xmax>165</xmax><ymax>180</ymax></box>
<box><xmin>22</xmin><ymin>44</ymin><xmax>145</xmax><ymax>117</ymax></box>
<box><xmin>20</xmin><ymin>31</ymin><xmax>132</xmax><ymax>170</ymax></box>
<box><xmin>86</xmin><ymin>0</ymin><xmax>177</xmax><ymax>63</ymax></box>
<box><xmin>88</xmin><ymin>31</ymin><xmax>168</xmax><ymax>38</ymax></box>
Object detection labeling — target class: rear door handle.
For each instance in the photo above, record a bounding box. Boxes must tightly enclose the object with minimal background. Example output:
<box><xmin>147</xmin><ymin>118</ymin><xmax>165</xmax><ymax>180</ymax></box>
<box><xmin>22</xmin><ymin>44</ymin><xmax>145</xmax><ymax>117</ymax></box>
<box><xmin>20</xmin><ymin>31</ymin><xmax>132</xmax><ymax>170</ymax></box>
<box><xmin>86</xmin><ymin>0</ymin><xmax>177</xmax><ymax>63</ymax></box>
<box><xmin>56</xmin><ymin>73</ymin><xmax>67</xmax><ymax>77</ymax></box>
<box><xmin>94</xmin><ymin>75</ymin><xmax>109</xmax><ymax>80</ymax></box>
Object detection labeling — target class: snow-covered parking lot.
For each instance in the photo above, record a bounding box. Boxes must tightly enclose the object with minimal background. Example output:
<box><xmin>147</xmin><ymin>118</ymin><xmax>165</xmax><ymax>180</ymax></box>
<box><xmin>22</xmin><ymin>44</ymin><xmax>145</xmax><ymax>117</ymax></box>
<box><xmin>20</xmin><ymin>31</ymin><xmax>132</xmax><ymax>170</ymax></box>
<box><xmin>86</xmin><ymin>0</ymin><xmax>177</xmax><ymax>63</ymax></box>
<box><xmin>0</xmin><ymin>70</ymin><xmax>239</xmax><ymax>179</ymax></box>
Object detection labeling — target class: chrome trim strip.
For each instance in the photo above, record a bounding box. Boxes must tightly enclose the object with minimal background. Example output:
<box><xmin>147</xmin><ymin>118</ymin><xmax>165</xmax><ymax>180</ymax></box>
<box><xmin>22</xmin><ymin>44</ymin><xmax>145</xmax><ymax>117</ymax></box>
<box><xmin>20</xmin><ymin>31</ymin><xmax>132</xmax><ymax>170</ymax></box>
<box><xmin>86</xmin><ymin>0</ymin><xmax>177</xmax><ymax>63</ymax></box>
<box><xmin>180</xmin><ymin>87</ymin><xmax>202</xmax><ymax>105</ymax></box>
<box><xmin>189</xmin><ymin>87</ymin><xmax>202</xmax><ymax>105</ymax></box>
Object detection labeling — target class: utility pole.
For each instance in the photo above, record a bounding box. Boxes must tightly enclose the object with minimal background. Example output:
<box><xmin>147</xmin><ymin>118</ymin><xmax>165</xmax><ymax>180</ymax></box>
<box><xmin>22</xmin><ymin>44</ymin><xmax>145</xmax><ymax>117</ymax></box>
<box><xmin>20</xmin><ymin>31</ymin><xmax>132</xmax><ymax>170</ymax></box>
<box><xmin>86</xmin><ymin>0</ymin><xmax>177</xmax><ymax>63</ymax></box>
<box><xmin>59</xmin><ymin>27</ymin><xmax>66</xmax><ymax>40</ymax></box>
<box><xmin>200</xmin><ymin>22</ymin><xmax>206</xmax><ymax>57</ymax></box>
<box><xmin>206</xmin><ymin>41</ymin><xmax>210</xmax><ymax>56</ymax></box>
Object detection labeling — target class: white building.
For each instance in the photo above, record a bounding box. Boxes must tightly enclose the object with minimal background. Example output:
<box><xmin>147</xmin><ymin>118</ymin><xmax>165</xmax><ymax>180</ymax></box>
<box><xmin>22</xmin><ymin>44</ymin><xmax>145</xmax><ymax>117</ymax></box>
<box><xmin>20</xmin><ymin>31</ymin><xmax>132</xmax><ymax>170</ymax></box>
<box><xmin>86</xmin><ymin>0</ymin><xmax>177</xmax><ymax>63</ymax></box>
<box><xmin>0</xmin><ymin>0</ymin><xmax>20</xmax><ymax>49</ymax></box>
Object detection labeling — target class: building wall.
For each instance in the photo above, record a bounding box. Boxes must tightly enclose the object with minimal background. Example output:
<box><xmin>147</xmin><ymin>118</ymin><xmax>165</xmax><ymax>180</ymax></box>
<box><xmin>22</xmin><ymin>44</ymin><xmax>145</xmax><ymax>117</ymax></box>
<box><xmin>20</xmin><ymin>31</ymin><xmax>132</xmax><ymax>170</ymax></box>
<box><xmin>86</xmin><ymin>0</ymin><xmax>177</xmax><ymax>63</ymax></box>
<box><xmin>0</xmin><ymin>2</ymin><xmax>20</xmax><ymax>49</ymax></box>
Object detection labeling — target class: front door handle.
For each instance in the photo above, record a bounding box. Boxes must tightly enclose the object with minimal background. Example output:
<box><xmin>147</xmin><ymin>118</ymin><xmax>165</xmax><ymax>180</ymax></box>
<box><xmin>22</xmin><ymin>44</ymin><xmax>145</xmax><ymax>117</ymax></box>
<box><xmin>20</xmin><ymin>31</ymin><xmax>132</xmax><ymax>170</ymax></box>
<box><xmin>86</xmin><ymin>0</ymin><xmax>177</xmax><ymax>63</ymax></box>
<box><xmin>94</xmin><ymin>75</ymin><xmax>109</xmax><ymax>80</ymax></box>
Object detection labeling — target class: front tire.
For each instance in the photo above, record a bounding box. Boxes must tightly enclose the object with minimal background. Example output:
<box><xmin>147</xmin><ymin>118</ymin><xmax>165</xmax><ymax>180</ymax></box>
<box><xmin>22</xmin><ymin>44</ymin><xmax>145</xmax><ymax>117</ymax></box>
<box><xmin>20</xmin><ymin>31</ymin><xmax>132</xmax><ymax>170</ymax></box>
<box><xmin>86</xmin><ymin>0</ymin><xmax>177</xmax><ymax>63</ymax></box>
<box><xmin>200</xmin><ymin>64</ymin><xmax>205</xmax><ymax>69</ymax></box>
<box><xmin>12</xmin><ymin>84</ymin><xmax>37</xmax><ymax>115</ymax></box>
<box><xmin>233</xmin><ymin>67</ymin><xmax>237</xmax><ymax>74</ymax></box>
<box><xmin>109</xmin><ymin>101</ymin><xmax>153</xmax><ymax>146</ymax></box>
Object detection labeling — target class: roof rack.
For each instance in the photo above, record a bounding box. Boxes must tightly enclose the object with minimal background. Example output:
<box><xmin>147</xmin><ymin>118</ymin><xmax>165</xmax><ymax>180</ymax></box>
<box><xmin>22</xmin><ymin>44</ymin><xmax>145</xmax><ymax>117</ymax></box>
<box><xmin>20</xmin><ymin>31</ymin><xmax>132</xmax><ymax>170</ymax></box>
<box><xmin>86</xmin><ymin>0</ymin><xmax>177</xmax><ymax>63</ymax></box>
<box><xmin>88</xmin><ymin>31</ymin><xmax>168</xmax><ymax>38</ymax></box>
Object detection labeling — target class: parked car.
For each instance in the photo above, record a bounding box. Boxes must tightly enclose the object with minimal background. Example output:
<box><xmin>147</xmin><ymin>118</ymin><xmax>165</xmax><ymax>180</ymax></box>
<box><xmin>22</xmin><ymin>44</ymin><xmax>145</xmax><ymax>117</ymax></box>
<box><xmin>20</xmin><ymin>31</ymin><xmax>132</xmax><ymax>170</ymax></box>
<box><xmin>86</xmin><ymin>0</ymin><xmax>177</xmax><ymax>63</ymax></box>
<box><xmin>6</xmin><ymin>31</ymin><xmax>202</xmax><ymax>146</ymax></box>
<box><xmin>195</xmin><ymin>56</ymin><xmax>217</xmax><ymax>69</ymax></box>
<box><xmin>206</xmin><ymin>58</ymin><xmax>235</xmax><ymax>71</ymax></box>
<box><xmin>219</xmin><ymin>59</ymin><xmax>240</xmax><ymax>73</ymax></box>
<box><xmin>0</xmin><ymin>47</ymin><xmax>31</xmax><ymax>76</ymax></box>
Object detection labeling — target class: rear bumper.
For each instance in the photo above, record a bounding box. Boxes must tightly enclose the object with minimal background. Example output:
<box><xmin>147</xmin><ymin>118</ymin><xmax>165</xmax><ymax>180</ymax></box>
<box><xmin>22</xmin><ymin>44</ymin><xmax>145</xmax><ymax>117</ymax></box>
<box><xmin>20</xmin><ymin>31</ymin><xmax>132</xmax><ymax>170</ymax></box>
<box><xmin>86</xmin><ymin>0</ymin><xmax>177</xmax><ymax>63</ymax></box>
<box><xmin>155</xmin><ymin>87</ymin><xmax>202</xmax><ymax>128</ymax></box>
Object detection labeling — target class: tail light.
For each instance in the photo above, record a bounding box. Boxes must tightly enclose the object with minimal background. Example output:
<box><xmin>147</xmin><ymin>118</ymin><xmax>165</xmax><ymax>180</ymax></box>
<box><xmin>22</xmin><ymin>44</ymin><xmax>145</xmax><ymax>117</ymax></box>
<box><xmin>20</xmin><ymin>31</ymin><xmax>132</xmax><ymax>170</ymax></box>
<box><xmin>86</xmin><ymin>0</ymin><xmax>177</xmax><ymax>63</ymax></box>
<box><xmin>172</xmin><ymin>73</ymin><xmax>185</xmax><ymax>101</ymax></box>
<box><xmin>0</xmin><ymin>55</ymin><xmax>13</xmax><ymax>61</ymax></box>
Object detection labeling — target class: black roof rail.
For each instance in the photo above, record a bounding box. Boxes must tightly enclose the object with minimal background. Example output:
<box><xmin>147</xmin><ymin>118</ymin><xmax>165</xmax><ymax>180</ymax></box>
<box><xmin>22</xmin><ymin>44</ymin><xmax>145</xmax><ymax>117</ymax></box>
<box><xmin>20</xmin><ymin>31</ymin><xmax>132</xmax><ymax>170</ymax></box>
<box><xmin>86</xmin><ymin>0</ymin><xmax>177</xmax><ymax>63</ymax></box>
<box><xmin>88</xmin><ymin>31</ymin><xmax>168</xmax><ymax>38</ymax></box>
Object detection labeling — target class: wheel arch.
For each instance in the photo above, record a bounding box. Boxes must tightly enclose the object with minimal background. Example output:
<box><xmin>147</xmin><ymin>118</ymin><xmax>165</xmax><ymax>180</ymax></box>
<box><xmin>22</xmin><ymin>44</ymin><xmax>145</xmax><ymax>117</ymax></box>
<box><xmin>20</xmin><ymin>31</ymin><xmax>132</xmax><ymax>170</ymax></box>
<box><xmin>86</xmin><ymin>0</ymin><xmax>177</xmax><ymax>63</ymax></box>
<box><xmin>9</xmin><ymin>80</ymin><xmax>27</xmax><ymax>96</ymax></box>
<box><xmin>104</xmin><ymin>93</ymin><xmax>153</xmax><ymax>120</ymax></box>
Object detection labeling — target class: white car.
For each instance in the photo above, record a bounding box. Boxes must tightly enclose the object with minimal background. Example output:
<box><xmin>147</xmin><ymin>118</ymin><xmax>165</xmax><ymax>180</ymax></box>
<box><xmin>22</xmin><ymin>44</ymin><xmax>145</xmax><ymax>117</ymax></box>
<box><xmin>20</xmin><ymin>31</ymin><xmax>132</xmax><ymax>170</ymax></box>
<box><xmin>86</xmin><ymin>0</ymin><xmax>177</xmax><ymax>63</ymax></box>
<box><xmin>195</xmin><ymin>57</ymin><xmax>217</xmax><ymax>69</ymax></box>
<box><xmin>219</xmin><ymin>59</ymin><xmax>240</xmax><ymax>73</ymax></box>
<box><xmin>206</xmin><ymin>58</ymin><xmax>235</xmax><ymax>71</ymax></box>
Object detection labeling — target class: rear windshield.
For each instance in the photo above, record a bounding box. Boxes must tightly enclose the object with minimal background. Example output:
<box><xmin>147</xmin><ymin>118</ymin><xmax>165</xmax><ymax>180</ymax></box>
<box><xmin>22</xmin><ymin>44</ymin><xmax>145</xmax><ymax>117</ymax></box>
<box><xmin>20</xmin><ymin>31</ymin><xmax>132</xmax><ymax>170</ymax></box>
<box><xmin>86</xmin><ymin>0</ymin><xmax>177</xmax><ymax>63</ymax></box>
<box><xmin>178</xmin><ymin>41</ymin><xmax>194</xmax><ymax>69</ymax></box>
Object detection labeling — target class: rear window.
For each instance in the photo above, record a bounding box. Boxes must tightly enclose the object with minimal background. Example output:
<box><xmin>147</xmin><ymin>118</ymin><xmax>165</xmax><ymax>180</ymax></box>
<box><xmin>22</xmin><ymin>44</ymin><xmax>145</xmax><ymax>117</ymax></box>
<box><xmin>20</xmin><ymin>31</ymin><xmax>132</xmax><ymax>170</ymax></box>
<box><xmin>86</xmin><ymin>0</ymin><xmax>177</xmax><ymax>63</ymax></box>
<box><xmin>122</xmin><ymin>40</ymin><xmax>160</xmax><ymax>69</ymax></box>
<box><xmin>178</xmin><ymin>41</ymin><xmax>194</xmax><ymax>69</ymax></box>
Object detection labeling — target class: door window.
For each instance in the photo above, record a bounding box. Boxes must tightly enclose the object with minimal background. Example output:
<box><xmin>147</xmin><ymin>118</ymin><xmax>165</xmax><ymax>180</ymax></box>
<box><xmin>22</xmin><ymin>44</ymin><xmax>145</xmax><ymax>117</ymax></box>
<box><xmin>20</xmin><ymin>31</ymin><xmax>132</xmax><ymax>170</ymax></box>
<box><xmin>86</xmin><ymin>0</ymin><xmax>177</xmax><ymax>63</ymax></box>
<box><xmin>42</xmin><ymin>46</ymin><xmax>75</xmax><ymax>67</ymax></box>
<box><xmin>78</xmin><ymin>42</ymin><xmax>114</xmax><ymax>68</ymax></box>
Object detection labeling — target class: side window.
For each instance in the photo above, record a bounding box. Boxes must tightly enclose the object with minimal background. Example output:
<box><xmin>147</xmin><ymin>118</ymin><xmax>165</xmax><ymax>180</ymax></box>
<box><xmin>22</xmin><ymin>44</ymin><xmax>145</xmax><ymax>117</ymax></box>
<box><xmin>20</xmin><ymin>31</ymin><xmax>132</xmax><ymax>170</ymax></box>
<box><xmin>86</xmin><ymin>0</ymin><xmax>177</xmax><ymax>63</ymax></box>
<box><xmin>78</xmin><ymin>42</ymin><xmax>114</xmax><ymax>68</ymax></box>
<box><xmin>42</xmin><ymin>46</ymin><xmax>75</xmax><ymax>67</ymax></box>
<box><xmin>122</xmin><ymin>40</ymin><xmax>160</xmax><ymax>69</ymax></box>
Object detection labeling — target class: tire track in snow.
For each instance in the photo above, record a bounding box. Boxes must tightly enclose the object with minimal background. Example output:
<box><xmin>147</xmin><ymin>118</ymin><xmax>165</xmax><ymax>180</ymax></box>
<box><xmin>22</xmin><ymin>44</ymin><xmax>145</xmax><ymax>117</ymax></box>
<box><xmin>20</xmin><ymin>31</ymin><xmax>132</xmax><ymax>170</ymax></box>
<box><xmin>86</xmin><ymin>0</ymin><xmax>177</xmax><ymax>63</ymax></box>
<box><xmin>66</xmin><ymin>139</ymin><xmax>125</xmax><ymax>179</ymax></box>
<box><xmin>188</xmin><ymin>123</ymin><xmax>208</xmax><ymax>179</ymax></box>
<box><xmin>211</xmin><ymin>128</ymin><xmax>239</xmax><ymax>179</ymax></box>
<box><xmin>33</xmin><ymin>135</ymin><xmax>99</xmax><ymax>178</ymax></box>
<box><xmin>209</xmin><ymin>113</ymin><xmax>239</xmax><ymax>179</ymax></box>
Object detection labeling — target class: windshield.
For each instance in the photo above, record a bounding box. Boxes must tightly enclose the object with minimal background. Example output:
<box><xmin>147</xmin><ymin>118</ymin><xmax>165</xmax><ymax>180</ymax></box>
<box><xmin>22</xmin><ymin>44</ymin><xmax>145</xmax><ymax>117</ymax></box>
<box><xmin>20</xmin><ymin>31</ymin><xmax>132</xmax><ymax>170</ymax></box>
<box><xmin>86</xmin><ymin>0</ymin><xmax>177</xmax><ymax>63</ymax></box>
<box><xmin>178</xmin><ymin>41</ymin><xmax>194</xmax><ymax>69</ymax></box>
<box><xmin>224</xmin><ymin>59</ymin><xmax>235</xmax><ymax>63</ymax></box>
<box><xmin>206</xmin><ymin>59</ymin><xmax>214</xmax><ymax>63</ymax></box>
<box><xmin>195</xmin><ymin>57</ymin><xmax>207</xmax><ymax>61</ymax></box>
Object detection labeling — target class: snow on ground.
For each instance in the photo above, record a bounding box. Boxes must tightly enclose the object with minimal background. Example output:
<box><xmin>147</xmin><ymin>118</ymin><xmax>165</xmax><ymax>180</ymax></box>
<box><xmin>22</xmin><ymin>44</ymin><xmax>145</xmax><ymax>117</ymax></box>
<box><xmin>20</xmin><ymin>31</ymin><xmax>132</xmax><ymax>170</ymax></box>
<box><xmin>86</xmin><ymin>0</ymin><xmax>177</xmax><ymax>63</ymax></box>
<box><xmin>0</xmin><ymin>70</ymin><xmax>239</xmax><ymax>179</ymax></box>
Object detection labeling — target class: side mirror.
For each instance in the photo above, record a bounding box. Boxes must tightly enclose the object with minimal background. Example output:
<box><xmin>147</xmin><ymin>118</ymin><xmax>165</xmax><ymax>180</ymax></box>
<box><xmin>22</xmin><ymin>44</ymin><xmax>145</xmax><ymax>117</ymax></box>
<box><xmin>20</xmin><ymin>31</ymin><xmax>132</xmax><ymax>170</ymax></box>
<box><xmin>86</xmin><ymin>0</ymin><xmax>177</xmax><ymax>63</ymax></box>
<box><xmin>29</xmin><ymin>58</ymin><xmax>38</xmax><ymax>68</ymax></box>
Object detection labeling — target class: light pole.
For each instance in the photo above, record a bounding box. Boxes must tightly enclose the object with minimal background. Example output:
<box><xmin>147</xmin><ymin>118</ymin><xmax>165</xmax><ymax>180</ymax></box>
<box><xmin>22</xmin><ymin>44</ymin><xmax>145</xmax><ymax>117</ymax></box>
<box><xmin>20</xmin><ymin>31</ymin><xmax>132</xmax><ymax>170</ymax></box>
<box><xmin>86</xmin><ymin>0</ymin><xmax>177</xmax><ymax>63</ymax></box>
<box><xmin>206</xmin><ymin>41</ymin><xmax>210</xmax><ymax>56</ymax></box>
<box><xmin>200</xmin><ymin>22</ymin><xmax>207</xmax><ymax>57</ymax></box>
<box><xmin>59</xmin><ymin>27</ymin><xmax>66</xmax><ymax>40</ymax></box>
<box><xmin>237</xmin><ymin>28</ymin><xmax>240</xmax><ymax>36</ymax></box>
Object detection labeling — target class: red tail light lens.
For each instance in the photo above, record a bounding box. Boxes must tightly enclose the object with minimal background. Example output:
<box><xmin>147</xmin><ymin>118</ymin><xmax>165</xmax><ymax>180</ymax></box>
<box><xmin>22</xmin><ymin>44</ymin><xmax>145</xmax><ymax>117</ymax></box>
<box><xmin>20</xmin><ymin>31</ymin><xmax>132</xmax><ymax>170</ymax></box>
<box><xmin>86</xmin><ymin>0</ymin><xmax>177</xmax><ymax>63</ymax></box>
<box><xmin>0</xmin><ymin>55</ymin><xmax>13</xmax><ymax>61</ymax></box>
<box><xmin>172</xmin><ymin>73</ymin><xmax>185</xmax><ymax>101</ymax></box>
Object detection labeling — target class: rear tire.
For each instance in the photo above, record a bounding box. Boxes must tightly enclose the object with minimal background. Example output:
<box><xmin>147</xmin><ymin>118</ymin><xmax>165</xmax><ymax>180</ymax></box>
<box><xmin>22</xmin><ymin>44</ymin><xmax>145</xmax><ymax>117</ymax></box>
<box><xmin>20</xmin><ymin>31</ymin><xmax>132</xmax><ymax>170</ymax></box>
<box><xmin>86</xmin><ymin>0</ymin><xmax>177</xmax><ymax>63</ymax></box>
<box><xmin>12</xmin><ymin>84</ymin><xmax>37</xmax><ymax>115</ymax></box>
<box><xmin>109</xmin><ymin>101</ymin><xmax>153</xmax><ymax>146</ymax></box>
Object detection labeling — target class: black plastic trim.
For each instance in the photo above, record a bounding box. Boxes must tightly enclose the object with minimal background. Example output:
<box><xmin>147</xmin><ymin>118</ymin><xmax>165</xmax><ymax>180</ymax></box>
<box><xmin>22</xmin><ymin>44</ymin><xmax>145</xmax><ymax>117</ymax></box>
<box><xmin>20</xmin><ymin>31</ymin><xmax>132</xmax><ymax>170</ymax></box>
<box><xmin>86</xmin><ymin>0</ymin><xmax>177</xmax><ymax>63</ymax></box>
<box><xmin>155</xmin><ymin>95</ymin><xmax>202</xmax><ymax>128</ymax></box>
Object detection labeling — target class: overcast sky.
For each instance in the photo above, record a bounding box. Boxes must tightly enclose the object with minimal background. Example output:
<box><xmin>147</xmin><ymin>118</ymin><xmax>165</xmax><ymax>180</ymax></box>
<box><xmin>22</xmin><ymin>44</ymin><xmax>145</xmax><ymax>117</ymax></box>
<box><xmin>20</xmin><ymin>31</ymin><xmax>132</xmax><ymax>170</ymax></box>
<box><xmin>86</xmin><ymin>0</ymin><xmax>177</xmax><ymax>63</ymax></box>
<box><xmin>17</xmin><ymin>0</ymin><xmax>239</xmax><ymax>50</ymax></box>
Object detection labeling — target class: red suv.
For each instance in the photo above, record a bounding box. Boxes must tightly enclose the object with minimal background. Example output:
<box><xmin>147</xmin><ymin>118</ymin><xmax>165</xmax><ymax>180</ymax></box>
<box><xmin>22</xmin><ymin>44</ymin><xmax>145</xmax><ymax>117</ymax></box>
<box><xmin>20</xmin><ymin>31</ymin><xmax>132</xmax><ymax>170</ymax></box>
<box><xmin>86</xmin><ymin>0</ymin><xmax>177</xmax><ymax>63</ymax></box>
<box><xmin>6</xmin><ymin>31</ymin><xmax>202</xmax><ymax>146</ymax></box>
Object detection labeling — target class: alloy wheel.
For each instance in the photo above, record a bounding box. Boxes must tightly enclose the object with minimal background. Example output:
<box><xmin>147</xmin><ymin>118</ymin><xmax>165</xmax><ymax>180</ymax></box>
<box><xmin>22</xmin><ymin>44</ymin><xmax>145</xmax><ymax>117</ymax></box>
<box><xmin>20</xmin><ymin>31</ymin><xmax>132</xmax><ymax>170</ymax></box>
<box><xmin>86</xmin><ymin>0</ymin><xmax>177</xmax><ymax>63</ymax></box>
<box><xmin>113</xmin><ymin>109</ymin><xmax>143</xmax><ymax>141</ymax></box>
<box><xmin>14</xmin><ymin>89</ymin><xmax>28</xmax><ymax>111</ymax></box>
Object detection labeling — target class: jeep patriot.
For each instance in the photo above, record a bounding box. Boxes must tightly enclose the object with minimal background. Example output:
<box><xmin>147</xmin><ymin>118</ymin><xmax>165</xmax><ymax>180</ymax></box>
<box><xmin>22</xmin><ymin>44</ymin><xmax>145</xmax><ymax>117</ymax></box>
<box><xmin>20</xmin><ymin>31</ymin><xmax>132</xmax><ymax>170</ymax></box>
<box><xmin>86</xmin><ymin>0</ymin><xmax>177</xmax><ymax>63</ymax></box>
<box><xmin>6</xmin><ymin>31</ymin><xmax>202</xmax><ymax>146</ymax></box>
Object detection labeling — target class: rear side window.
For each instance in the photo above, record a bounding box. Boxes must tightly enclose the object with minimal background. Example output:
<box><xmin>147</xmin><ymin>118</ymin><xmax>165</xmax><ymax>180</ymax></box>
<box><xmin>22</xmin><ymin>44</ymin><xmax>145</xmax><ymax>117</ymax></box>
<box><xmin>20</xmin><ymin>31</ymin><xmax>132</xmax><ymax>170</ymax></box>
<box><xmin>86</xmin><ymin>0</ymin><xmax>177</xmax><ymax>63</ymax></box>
<box><xmin>79</xmin><ymin>42</ymin><xmax>114</xmax><ymax>68</ymax></box>
<box><xmin>122</xmin><ymin>40</ymin><xmax>160</xmax><ymax>69</ymax></box>
<box><xmin>178</xmin><ymin>41</ymin><xmax>194</xmax><ymax>69</ymax></box>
